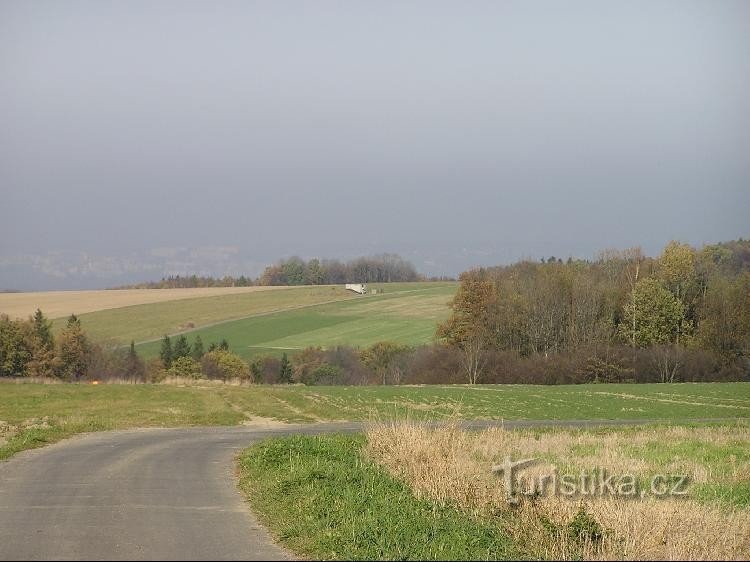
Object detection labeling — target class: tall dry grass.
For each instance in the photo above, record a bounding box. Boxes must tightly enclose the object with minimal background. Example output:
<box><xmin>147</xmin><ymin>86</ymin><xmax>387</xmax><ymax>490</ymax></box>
<box><xmin>366</xmin><ymin>422</ymin><xmax>750</xmax><ymax>560</ymax></box>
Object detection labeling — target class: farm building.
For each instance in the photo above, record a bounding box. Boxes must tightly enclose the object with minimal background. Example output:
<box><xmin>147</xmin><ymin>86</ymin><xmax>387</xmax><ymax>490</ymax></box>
<box><xmin>345</xmin><ymin>283</ymin><xmax>367</xmax><ymax>294</ymax></box>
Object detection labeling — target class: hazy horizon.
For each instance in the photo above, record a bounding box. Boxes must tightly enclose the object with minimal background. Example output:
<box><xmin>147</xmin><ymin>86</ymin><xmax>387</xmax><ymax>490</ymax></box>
<box><xmin>2</xmin><ymin>1</ymin><xmax>749</xmax><ymax>290</ymax></box>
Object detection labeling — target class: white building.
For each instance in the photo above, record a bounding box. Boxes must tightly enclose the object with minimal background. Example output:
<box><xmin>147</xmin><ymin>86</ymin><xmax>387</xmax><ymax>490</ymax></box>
<box><xmin>345</xmin><ymin>283</ymin><xmax>367</xmax><ymax>294</ymax></box>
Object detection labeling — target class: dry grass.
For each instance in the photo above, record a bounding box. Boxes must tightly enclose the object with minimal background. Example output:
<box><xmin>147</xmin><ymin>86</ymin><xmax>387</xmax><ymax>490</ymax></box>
<box><xmin>366</xmin><ymin>422</ymin><xmax>750</xmax><ymax>560</ymax></box>
<box><xmin>0</xmin><ymin>286</ymin><xmax>287</xmax><ymax>320</ymax></box>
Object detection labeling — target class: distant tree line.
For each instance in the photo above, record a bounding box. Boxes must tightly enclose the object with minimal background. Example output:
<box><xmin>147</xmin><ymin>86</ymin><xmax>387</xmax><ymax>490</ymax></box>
<box><xmin>112</xmin><ymin>254</ymin><xmax>424</xmax><ymax>289</ymax></box>
<box><xmin>258</xmin><ymin>254</ymin><xmax>422</xmax><ymax>286</ymax></box>
<box><xmin>113</xmin><ymin>274</ymin><xmax>254</xmax><ymax>289</ymax></box>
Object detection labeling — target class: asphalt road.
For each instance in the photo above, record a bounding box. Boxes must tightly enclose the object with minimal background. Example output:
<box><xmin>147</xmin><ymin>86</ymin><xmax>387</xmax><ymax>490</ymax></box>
<box><xmin>0</xmin><ymin>419</ymin><xmax>732</xmax><ymax>560</ymax></box>
<box><xmin>0</xmin><ymin>424</ymin><xmax>354</xmax><ymax>561</ymax></box>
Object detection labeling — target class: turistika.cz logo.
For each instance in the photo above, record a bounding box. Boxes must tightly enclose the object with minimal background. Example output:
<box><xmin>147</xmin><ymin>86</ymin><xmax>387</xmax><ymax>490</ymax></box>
<box><xmin>491</xmin><ymin>457</ymin><xmax>689</xmax><ymax>504</ymax></box>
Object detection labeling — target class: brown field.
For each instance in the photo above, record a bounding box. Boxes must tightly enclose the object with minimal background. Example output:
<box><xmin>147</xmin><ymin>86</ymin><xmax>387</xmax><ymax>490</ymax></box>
<box><xmin>367</xmin><ymin>422</ymin><xmax>750</xmax><ymax>560</ymax></box>
<box><xmin>0</xmin><ymin>286</ymin><xmax>290</xmax><ymax>320</ymax></box>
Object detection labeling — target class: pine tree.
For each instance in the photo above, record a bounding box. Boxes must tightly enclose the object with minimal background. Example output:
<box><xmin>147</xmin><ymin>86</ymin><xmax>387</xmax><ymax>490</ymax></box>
<box><xmin>279</xmin><ymin>352</ymin><xmax>293</xmax><ymax>384</ymax></box>
<box><xmin>173</xmin><ymin>335</ymin><xmax>191</xmax><ymax>360</ymax></box>
<box><xmin>32</xmin><ymin>309</ymin><xmax>54</xmax><ymax>350</ymax></box>
<box><xmin>125</xmin><ymin>340</ymin><xmax>145</xmax><ymax>381</ymax></box>
<box><xmin>160</xmin><ymin>335</ymin><xmax>173</xmax><ymax>369</ymax></box>
<box><xmin>191</xmin><ymin>335</ymin><xmax>205</xmax><ymax>360</ymax></box>
<box><xmin>57</xmin><ymin>316</ymin><xmax>89</xmax><ymax>381</ymax></box>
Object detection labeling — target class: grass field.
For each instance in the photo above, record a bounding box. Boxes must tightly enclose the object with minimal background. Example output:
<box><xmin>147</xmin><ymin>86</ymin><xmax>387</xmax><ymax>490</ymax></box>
<box><xmin>0</xmin><ymin>286</ymin><xmax>280</xmax><ymax>320</ymax></box>
<box><xmin>134</xmin><ymin>282</ymin><xmax>457</xmax><ymax>358</ymax></box>
<box><xmin>1</xmin><ymin>382</ymin><xmax>748</xmax><ymax>460</ymax></box>
<box><xmin>240</xmin><ymin>422</ymin><xmax>749</xmax><ymax>560</ymax></box>
<box><xmin>50</xmin><ymin>285</ymin><xmax>361</xmax><ymax>343</ymax></box>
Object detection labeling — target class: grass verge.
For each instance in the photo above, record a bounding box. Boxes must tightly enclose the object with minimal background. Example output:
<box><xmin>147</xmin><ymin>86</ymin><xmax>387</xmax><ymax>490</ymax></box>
<box><xmin>237</xmin><ymin>434</ymin><xmax>516</xmax><ymax>560</ymax></box>
<box><xmin>366</xmin><ymin>421</ymin><xmax>750</xmax><ymax>559</ymax></box>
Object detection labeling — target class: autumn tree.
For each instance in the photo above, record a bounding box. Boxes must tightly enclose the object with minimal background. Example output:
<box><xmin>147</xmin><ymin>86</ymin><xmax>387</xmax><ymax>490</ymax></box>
<box><xmin>618</xmin><ymin>278</ymin><xmax>685</xmax><ymax>347</ymax></box>
<box><xmin>437</xmin><ymin>271</ymin><xmax>496</xmax><ymax>384</ymax></box>
<box><xmin>201</xmin><ymin>350</ymin><xmax>250</xmax><ymax>380</ymax></box>
<box><xmin>359</xmin><ymin>342</ymin><xmax>410</xmax><ymax>385</ymax></box>
<box><xmin>56</xmin><ymin>315</ymin><xmax>89</xmax><ymax>381</ymax></box>
<box><xmin>0</xmin><ymin>315</ymin><xmax>33</xmax><ymax>376</ymax></box>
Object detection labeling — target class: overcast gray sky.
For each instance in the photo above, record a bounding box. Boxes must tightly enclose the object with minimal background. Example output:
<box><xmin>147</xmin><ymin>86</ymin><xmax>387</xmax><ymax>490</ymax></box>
<box><xmin>1</xmin><ymin>0</ymin><xmax>749</xmax><ymax>287</ymax></box>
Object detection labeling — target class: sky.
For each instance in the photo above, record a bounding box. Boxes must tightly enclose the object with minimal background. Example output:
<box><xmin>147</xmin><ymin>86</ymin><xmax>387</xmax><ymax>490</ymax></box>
<box><xmin>1</xmin><ymin>0</ymin><xmax>749</xmax><ymax>289</ymax></box>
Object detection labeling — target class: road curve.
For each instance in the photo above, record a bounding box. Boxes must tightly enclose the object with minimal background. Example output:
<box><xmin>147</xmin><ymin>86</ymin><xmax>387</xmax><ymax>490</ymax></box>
<box><xmin>0</xmin><ymin>419</ymin><xmax>735</xmax><ymax>560</ymax></box>
<box><xmin>0</xmin><ymin>424</ymin><xmax>357</xmax><ymax>561</ymax></box>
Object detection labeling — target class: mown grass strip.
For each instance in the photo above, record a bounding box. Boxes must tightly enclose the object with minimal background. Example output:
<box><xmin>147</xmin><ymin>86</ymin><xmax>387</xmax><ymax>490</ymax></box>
<box><xmin>237</xmin><ymin>434</ymin><xmax>516</xmax><ymax>560</ymax></box>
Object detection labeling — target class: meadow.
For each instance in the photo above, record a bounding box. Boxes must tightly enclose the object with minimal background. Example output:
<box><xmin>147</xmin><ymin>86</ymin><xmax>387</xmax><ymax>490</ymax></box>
<box><xmin>133</xmin><ymin>282</ymin><xmax>457</xmax><ymax>358</ymax></box>
<box><xmin>1</xmin><ymin>381</ymin><xmax>748</xmax><ymax>460</ymax></box>
<box><xmin>49</xmin><ymin>285</ymin><xmax>358</xmax><ymax>343</ymax></box>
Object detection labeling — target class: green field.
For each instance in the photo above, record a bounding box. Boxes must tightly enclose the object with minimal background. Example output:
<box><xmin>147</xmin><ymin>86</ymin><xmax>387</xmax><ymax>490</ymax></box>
<box><xmin>134</xmin><ymin>282</ymin><xmax>457</xmax><ymax>359</ymax></box>
<box><xmin>51</xmin><ymin>285</ymin><xmax>360</xmax><ymax>344</ymax></box>
<box><xmin>2</xmin><ymin>382</ymin><xmax>748</xmax><ymax>460</ymax></box>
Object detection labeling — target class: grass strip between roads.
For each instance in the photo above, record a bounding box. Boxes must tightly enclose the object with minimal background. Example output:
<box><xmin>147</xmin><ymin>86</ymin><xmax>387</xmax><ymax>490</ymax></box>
<box><xmin>237</xmin><ymin>434</ymin><xmax>516</xmax><ymax>561</ymax></box>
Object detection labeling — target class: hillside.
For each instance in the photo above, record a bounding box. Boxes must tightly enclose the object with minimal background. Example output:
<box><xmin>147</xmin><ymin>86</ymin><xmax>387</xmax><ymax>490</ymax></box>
<box><xmin>134</xmin><ymin>282</ymin><xmax>457</xmax><ymax>359</ymax></box>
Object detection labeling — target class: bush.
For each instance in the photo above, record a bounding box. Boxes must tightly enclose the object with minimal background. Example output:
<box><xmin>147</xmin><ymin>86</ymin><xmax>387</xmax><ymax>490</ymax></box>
<box><xmin>168</xmin><ymin>356</ymin><xmax>202</xmax><ymax>379</ymax></box>
<box><xmin>201</xmin><ymin>350</ymin><xmax>250</xmax><ymax>381</ymax></box>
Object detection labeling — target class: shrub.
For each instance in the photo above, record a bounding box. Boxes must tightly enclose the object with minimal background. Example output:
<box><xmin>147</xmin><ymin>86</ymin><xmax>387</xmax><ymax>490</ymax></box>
<box><xmin>168</xmin><ymin>356</ymin><xmax>202</xmax><ymax>379</ymax></box>
<box><xmin>201</xmin><ymin>350</ymin><xmax>250</xmax><ymax>381</ymax></box>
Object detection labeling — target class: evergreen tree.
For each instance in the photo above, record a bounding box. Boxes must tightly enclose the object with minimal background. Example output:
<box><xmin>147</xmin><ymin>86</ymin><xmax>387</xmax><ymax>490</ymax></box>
<box><xmin>32</xmin><ymin>309</ymin><xmax>54</xmax><ymax>350</ymax></box>
<box><xmin>173</xmin><ymin>335</ymin><xmax>191</xmax><ymax>360</ymax></box>
<box><xmin>191</xmin><ymin>335</ymin><xmax>205</xmax><ymax>360</ymax></box>
<box><xmin>160</xmin><ymin>335</ymin><xmax>173</xmax><ymax>369</ymax></box>
<box><xmin>219</xmin><ymin>339</ymin><xmax>230</xmax><ymax>351</ymax></box>
<box><xmin>57</xmin><ymin>315</ymin><xmax>89</xmax><ymax>381</ymax></box>
<box><xmin>125</xmin><ymin>340</ymin><xmax>146</xmax><ymax>381</ymax></box>
<box><xmin>279</xmin><ymin>352</ymin><xmax>293</xmax><ymax>384</ymax></box>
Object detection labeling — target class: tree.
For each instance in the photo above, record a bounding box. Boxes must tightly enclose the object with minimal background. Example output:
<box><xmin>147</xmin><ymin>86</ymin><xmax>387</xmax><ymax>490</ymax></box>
<box><xmin>124</xmin><ymin>340</ymin><xmax>146</xmax><ymax>381</ymax></box>
<box><xmin>160</xmin><ymin>335</ymin><xmax>173</xmax><ymax>369</ymax></box>
<box><xmin>305</xmin><ymin>258</ymin><xmax>326</xmax><ymax>285</ymax></box>
<box><xmin>437</xmin><ymin>271</ymin><xmax>496</xmax><ymax>384</ymax></box>
<box><xmin>618</xmin><ymin>278</ymin><xmax>685</xmax><ymax>348</ymax></box>
<box><xmin>0</xmin><ymin>315</ymin><xmax>32</xmax><ymax>376</ymax></box>
<box><xmin>32</xmin><ymin>309</ymin><xmax>54</xmax><ymax>350</ymax></box>
<box><xmin>219</xmin><ymin>339</ymin><xmax>230</xmax><ymax>351</ymax></box>
<box><xmin>56</xmin><ymin>315</ymin><xmax>89</xmax><ymax>381</ymax></box>
<box><xmin>191</xmin><ymin>335</ymin><xmax>205</xmax><ymax>360</ymax></box>
<box><xmin>697</xmin><ymin>273</ymin><xmax>750</xmax><ymax>363</ymax></box>
<box><xmin>658</xmin><ymin>241</ymin><xmax>698</xmax><ymax>345</ymax></box>
<box><xmin>249</xmin><ymin>358</ymin><xmax>263</xmax><ymax>384</ymax></box>
<box><xmin>281</xmin><ymin>257</ymin><xmax>306</xmax><ymax>285</ymax></box>
<box><xmin>278</xmin><ymin>353</ymin><xmax>293</xmax><ymax>383</ymax></box>
<box><xmin>172</xmin><ymin>335</ymin><xmax>191</xmax><ymax>360</ymax></box>
<box><xmin>359</xmin><ymin>342</ymin><xmax>410</xmax><ymax>385</ymax></box>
